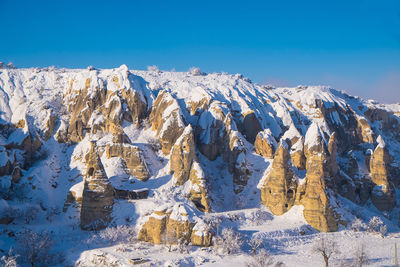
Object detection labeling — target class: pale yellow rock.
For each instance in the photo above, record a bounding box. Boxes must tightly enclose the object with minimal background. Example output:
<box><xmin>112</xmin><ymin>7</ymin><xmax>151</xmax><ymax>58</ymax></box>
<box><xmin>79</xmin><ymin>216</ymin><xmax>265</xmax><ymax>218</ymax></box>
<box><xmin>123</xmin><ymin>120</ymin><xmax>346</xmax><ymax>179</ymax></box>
<box><xmin>254</xmin><ymin>129</ymin><xmax>277</xmax><ymax>159</ymax></box>
<box><xmin>302</xmin><ymin>131</ymin><xmax>338</xmax><ymax>232</ymax></box>
<box><xmin>138</xmin><ymin>204</ymin><xmax>211</xmax><ymax>247</ymax></box>
<box><xmin>170</xmin><ymin>125</ymin><xmax>196</xmax><ymax>185</ymax></box>
<box><xmin>260</xmin><ymin>140</ymin><xmax>296</xmax><ymax>215</ymax></box>
<box><xmin>369</xmin><ymin>136</ymin><xmax>396</xmax><ymax>211</ymax></box>
<box><xmin>149</xmin><ymin>90</ymin><xmax>185</xmax><ymax>154</ymax></box>
<box><xmin>189</xmin><ymin>162</ymin><xmax>211</xmax><ymax>212</ymax></box>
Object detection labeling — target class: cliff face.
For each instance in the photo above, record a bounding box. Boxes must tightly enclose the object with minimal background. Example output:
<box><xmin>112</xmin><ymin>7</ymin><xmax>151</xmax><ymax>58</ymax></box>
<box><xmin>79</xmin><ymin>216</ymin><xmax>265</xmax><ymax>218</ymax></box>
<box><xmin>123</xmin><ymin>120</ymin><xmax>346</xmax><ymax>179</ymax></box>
<box><xmin>0</xmin><ymin>66</ymin><xmax>399</xmax><ymax>239</ymax></box>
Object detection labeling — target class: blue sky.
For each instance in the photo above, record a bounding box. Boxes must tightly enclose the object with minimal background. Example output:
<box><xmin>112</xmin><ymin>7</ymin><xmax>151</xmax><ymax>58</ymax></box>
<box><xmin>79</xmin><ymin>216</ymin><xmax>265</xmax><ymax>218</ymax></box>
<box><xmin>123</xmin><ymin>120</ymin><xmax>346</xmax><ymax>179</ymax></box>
<box><xmin>1</xmin><ymin>0</ymin><xmax>399</xmax><ymax>103</ymax></box>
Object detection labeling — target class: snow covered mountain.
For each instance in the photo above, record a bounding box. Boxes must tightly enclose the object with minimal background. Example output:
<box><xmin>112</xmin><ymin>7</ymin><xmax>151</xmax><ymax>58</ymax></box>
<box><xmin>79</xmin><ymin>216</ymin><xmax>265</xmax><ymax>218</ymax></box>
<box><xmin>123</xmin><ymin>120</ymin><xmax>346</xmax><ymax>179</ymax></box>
<box><xmin>1</xmin><ymin>65</ymin><xmax>399</xmax><ymax>266</ymax></box>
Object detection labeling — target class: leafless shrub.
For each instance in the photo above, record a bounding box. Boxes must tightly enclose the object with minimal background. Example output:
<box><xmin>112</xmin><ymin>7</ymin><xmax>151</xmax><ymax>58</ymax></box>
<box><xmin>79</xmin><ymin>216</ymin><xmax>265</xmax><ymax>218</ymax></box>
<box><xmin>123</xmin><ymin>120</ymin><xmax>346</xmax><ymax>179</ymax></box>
<box><xmin>6</xmin><ymin>62</ymin><xmax>15</xmax><ymax>69</ymax></box>
<box><xmin>24</xmin><ymin>206</ymin><xmax>40</xmax><ymax>224</ymax></box>
<box><xmin>354</xmin><ymin>244</ymin><xmax>370</xmax><ymax>267</ymax></box>
<box><xmin>99</xmin><ymin>225</ymin><xmax>137</xmax><ymax>245</ymax></box>
<box><xmin>367</xmin><ymin>216</ymin><xmax>387</xmax><ymax>237</ymax></box>
<box><xmin>0</xmin><ymin>248</ymin><xmax>18</xmax><ymax>267</ymax></box>
<box><xmin>214</xmin><ymin>228</ymin><xmax>243</xmax><ymax>255</ymax></box>
<box><xmin>248</xmin><ymin>235</ymin><xmax>264</xmax><ymax>256</ymax></box>
<box><xmin>147</xmin><ymin>65</ymin><xmax>160</xmax><ymax>73</ymax></box>
<box><xmin>162</xmin><ymin>228</ymin><xmax>177</xmax><ymax>252</ymax></box>
<box><xmin>16</xmin><ymin>229</ymin><xmax>57</xmax><ymax>266</ymax></box>
<box><xmin>350</xmin><ymin>218</ymin><xmax>367</xmax><ymax>232</ymax></box>
<box><xmin>312</xmin><ymin>235</ymin><xmax>339</xmax><ymax>267</ymax></box>
<box><xmin>246</xmin><ymin>248</ymin><xmax>275</xmax><ymax>267</ymax></box>
<box><xmin>188</xmin><ymin>67</ymin><xmax>205</xmax><ymax>76</ymax></box>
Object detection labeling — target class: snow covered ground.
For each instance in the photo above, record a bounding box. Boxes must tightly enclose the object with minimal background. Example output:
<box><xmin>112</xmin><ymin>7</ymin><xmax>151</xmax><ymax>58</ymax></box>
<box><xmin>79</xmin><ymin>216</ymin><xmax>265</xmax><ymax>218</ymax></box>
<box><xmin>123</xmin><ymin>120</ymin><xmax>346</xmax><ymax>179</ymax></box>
<box><xmin>0</xmin><ymin>66</ymin><xmax>399</xmax><ymax>266</ymax></box>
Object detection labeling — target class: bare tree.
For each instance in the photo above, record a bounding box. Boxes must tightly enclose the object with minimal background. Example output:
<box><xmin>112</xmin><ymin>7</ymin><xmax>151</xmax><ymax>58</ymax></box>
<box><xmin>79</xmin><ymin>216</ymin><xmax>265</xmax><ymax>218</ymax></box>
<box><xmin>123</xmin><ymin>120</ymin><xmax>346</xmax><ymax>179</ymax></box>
<box><xmin>354</xmin><ymin>244</ymin><xmax>370</xmax><ymax>267</ymax></box>
<box><xmin>248</xmin><ymin>235</ymin><xmax>264</xmax><ymax>256</ymax></box>
<box><xmin>6</xmin><ymin>62</ymin><xmax>15</xmax><ymax>69</ymax></box>
<box><xmin>247</xmin><ymin>248</ymin><xmax>275</xmax><ymax>267</ymax></box>
<box><xmin>312</xmin><ymin>235</ymin><xmax>339</xmax><ymax>267</ymax></box>
<box><xmin>0</xmin><ymin>248</ymin><xmax>18</xmax><ymax>267</ymax></box>
<box><xmin>17</xmin><ymin>229</ymin><xmax>54</xmax><ymax>267</ymax></box>
<box><xmin>99</xmin><ymin>225</ymin><xmax>137</xmax><ymax>245</ymax></box>
<box><xmin>162</xmin><ymin>228</ymin><xmax>178</xmax><ymax>252</ymax></box>
<box><xmin>214</xmin><ymin>228</ymin><xmax>243</xmax><ymax>255</ymax></box>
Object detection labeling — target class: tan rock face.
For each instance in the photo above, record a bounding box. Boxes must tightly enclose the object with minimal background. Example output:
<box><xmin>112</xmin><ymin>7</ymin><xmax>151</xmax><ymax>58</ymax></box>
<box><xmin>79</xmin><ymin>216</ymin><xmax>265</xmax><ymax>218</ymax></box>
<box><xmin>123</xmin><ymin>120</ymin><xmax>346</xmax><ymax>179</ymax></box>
<box><xmin>170</xmin><ymin>126</ymin><xmax>196</xmax><ymax>186</ymax></box>
<box><xmin>260</xmin><ymin>140</ymin><xmax>296</xmax><ymax>215</ymax></box>
<box><xmin>65</xmin><ymin>73</ymin><xmax>147</xmax><ymax>143</ymax></box>
<box><xmin>149</xmin><ymin>90</ymin><xmax>185</xmax><ymax>154</ymax></box>
<box><xmin>105</xmin><ymin>139</ymin><xmax>150</xmax><ymax>181</ymax></box>
<box><xmin>369</xmin><ymin>137</ymin><xmax>396</xmax><ymax>211</ymax></box>
<box><xmin>356</xmin><ymin>116</ymin><xmax>374</xmax><ymax>144</ymax></box>
<box><xmin>302</xmin><ymin>128</ymin><xmax>338</xmax><ymax>232</ymax></box>
<box><xmin>282</xmin><ymin>124</ymin><xmax>306</xmax><ymax>170</ymax></box>
<box><xmin>80</xmin><ymin>141</ymin><xmax>114</xmax><ymax>230</ymax></box>
<box><xmin>189</xmin><ymin>162</ymin><xmax>210</xmax><ymax>212</ymax></box>
<box><xmin>254</xmin><ymin>129</ymin><xmax>277</xmax><ymax>159</ymax></box>
<box><xmin>138</xmin><ymin>204</ymin><xmax>211</xmax><ymax>247</ymax></box>
<box><xmin>43</xmin><ymin>111</ymin><xmax>58</xmax><ymax>141</ymax></box>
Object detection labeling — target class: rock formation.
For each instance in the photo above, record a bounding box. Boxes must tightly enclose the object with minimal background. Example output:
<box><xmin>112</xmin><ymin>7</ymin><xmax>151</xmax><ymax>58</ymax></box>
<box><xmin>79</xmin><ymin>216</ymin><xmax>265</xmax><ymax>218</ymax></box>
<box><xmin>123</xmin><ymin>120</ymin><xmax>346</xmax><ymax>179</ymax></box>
<box><xmin>369</xmin><ymin>136</ymin><xmax>396</xmax><ymax>211</ymax></box>
<box><xmin>80</xmin><ymin>141</ymin><xmax>114</xmax><ymax>230</ymax></box>
<box><xmin>302</xmin><ymin>124</ymin><xmax>338</xmax><ymax>232</ymax></box>
<box><xmin>254</xmin><ymin>129</ymin><xmax>277</xmax><ymax>158</ymax></box>
<box><xmin>170</xmin><ymin>125</ymin><xmax>196</xmax><ymax>186</ymax></box>
<box><xmin>138</xmin><ymin>204</ymin><xmax>211</xmax><ymax>246</ymax></box>
<box><xmin>149</xmin><ymin>90</ymin><xmax>185</xmax><ymax>154</ymax></box>
<box><xmin>260</xmin><ymin>140</ymin><xmax>296</xmax><ymax>215</ymax></box>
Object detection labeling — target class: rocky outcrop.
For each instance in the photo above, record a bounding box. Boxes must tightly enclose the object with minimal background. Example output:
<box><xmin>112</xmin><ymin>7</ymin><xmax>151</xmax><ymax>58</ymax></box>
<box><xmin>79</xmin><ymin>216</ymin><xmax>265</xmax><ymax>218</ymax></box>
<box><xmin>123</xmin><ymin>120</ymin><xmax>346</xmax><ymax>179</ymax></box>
<box><xmin>80</xmin><ymin>141</ymin><xmax>114</xmax><ymax>230</ymax></box>
<box><xmin>138</xmin><ymin>204</ymin><xmax>211</xmax><ymax>247</ymax></box>
<box><xmin>242</xmin><ymin>111</ymin><xmax>262</xmax><ymax>143</ymax></box>
<box><xmin>282</xmin><ymin>124</ymin><xmax>306</xmax><ymax>170</ymax></box>
<box><xmin>65</xmin><ymin>68</ymin><xmax>147</xmax><ymax>143</ymax></box>
<box><xmin>170</xmin><ymin>125</ymin><xmax>196</xmax><ymax>185</ymax></box>
<box><xmin>105</xmin><ymin>135</ymin><xmax>150</xmax><ymax>181</ymax></box>
<box><xmin>254</xmin><ymin>129</ymin><xmax>277</xmax><ymax>159</ymax></box>
<box><xmin>302</xmin><ymin>124</ymin><xmax>338</xmax><ymax>232</ymax></box>
<box><xmin>260</xmin><ymin>140</ymin><xmax>296</xmax><ymax>215</ymax></box>
<box><xmin>189</xmin><ymin>162</ymin><xmax>210</xmax><ymax>212</ymax></box>
<box><xmin>224</xmin><ymin>114</ymin><xmax>250</xmax><ymax>193</ymax></box>
<box><xmin>369</xmin><ymin>136</ymin><xmax>396</xmax><ymax>211</ymax></box>
<box><xmin>149</xmin><ymin>90</ymin><xmax>185</xmax><ymax>154</ymax></box>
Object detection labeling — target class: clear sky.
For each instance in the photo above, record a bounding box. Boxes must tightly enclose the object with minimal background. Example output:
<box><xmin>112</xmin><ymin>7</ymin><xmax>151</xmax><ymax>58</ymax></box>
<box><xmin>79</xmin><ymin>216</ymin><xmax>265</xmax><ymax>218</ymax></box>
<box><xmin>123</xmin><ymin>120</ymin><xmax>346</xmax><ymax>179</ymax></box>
<box><xmin>1</xmin><ymin>0</ymin><xmax>399</xmax><ymax>103</ymax></box>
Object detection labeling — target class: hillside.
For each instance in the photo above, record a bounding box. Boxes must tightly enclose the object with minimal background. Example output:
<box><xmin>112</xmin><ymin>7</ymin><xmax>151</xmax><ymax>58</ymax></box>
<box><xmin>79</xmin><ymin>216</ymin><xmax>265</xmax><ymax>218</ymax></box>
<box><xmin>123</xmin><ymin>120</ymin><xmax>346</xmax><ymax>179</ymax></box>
<box><xmin>0</xmin><ymin>65</ymin><xmax>400</xmax><ymax>266</ymax></box>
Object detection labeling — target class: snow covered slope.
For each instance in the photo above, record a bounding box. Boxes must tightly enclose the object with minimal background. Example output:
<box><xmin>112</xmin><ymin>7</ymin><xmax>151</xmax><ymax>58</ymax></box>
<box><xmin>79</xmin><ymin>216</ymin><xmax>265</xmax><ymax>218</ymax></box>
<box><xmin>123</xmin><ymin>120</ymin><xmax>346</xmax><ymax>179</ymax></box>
<box><xmin>0</xmin><ymin>65</ymin><xmax>400</xmax><ymax>266</ymax></box>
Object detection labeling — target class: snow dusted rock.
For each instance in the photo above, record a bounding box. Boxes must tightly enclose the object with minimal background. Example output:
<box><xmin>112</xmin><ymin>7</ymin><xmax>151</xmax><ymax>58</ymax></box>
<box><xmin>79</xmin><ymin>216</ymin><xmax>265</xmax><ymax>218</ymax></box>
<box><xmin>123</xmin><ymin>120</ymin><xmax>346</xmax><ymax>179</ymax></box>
<box><xmin>254</xmin><ymin>129</ymin><xmax>277</xmax><ymax>159</ymax></box>
<box><xmin>65</xmin><ymin>68</ymin><xmax>147</xmax><ymax>143</ymax></box>
<box><xmin>282</xmin><ymin>124</ymin><xmax>306</xmax><ymax>170</ymax></box>
<box><xmin>170</xmin><ymin>125</ymin><xmax>196</xmax><ymax>186</ymax></box>
<box><xmin>1</xmin><ymin>67</ymin><xmax>400</xmax><ymax>237</ymax></box>
<box><xmin>302</xmin><ymin>124</ymin><xmax>338</xmax><ymax>232</ymax></box>
<box><xmin>105</xmin><ymin>134</ymin><xmax>150</xmax><ymax>181</ymax></box>
<box><xmin>369</xmin><ymin>136</ymin><xmax>396</xmax><ymax>211</ymax></box>
<box><xmin>80</xmin><ymin>141</ymin><xmax>114</xmax><ymax>230</ymax></box>
<box><xmin>138</xmin><ymin>204</ymin><xmax>211</xmax><ymax>246</ymax></box>
<box><xmin>189</xmin><ymin>162</ymin><xmax>210</xmax><ymax>212</ymax></box>
<box><xmin>260</xmin><ymin>140</ymin><xmax>296</xmax><ymax>215</ymax></box>
<box><xmin>149</xmin><ymin>90</ymin><xmax>185</xmax><ymax>154</ymax></box>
